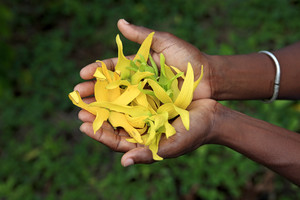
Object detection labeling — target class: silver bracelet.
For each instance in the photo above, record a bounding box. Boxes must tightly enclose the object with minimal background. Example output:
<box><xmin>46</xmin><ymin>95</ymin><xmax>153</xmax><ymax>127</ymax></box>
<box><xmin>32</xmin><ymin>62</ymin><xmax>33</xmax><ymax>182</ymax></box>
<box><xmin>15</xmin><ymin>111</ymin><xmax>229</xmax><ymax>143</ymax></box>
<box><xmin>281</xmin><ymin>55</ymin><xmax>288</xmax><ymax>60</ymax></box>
<box><xmin>259</xmin><ymin>50</ymin><xmax>281</xmax><ymax>103</ymax></box>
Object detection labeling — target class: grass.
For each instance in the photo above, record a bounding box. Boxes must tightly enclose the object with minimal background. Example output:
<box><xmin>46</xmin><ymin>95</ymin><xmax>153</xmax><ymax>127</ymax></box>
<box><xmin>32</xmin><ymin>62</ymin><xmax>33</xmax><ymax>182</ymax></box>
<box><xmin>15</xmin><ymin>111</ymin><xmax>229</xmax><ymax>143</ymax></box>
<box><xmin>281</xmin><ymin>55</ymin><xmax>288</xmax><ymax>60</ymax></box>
<box><xmin>1</xmin><ymin>0</ymin><xmax>299</xmax><ymax>199</ymax></box>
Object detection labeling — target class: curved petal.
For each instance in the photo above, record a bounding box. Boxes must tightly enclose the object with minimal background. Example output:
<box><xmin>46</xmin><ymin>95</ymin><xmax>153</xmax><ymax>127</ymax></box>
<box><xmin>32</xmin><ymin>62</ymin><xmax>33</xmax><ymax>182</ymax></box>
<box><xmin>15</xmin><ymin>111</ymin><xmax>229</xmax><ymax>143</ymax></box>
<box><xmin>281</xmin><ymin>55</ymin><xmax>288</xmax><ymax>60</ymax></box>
<box><xmin>193</xmin><ymin>65</ymin><xmax>204</xmax><ymax>92</ymax></box>
<box><xmin>131</xmin><ymin>71</ymin><xmax>154</xmax><ymax>85</ymax></box>
<box><xmin>109</xmin><ymin>112</ymin><xmax>143</xmax><ymax>143</ymax></box>
<box><xmin>93</xmin><ymin>108</ymin><xmax>110</xmax><ymax>134</ymax></box>
<box><xmin>97</xmin><ymin>61</ymin><xmax>112</xmax><ymax>83</ymax></box>
<box><xmin>157</xmin><ymin>103</ymin><xmax>178</xmax><ymax>119</ymax></box>
<box><xmin>147</xmin><ymin>79</ymin><xmax>173</xmax><ymax>104</ymax></box>
<box><xmin>106</xmin><ymin>80</ymin><xmax>131</xmax><ymax>89</ymax></box>
<box><xmin>89</xmin><ymin>101</ymin><xmax>151</xmax><ymax>117</ymax></box>
<box><xmin>165</xmin><ymin>65</ymin><xmax>180</xmax><ymax>101</ymax></box>
<box><xmin>125</xmin><ymin>115</ymin><xmax>148</xmax><ymax>129</ymax></box>
<box><xmin>94</xmin><ymin>80</ymin><xmax>109</xmax><ymax>102</ymax></box>
<box><xmin>165</xmin><ymin>121</ymin><xmax>176</xmax><ymax>138</ymax></box>
<box><xmin>174</xmin><ymin>63</ymin><xmax>194</xmax><ymax>109</ymax></box>
<box><xmin>112</xmin><ymin>85</ymin><xmax>140</xmax><ymax>106</ymax></box>
<box><xmin>115</xmin><ymin>35</ymin><xmax>131</xmax><ymax>79</ymax></box>
<box><xmin>133</xmin><ymin>32</ymin><xmax>155</xmax><ymax>65</ymax></box>
<box><xmin>69</xmin><ymin>91</ymin><xmax>96</xmax><ymax>115</ymax></box>
<box><xmin>93</xmin><ymin>67</ymin><xmax>106</xmax><ymax>80</ymax></box>
<box><xmin>149</xmin><ymin>133</ymin><xmax>163</xmax><ymax>160</ymax></box>
<box><xmin>136</xmin><ymin>92</ymin><xmax>148</xmax><ymax>107</ymax></box>
<box><xmin>173</xmin><ymin>104</ymin><xmax>190</xmax><ymax>130</ymax></box>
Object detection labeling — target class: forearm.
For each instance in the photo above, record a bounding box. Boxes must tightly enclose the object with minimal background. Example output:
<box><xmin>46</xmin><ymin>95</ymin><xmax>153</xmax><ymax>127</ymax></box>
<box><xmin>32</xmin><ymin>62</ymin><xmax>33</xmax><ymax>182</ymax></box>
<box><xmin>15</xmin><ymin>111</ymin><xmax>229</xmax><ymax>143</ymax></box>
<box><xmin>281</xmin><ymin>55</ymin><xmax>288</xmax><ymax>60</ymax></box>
<box><xmin>210</xmin><ymin>103</ymin><xmax>300</xmax><ymax>186</ymax></box>
<box><xmin>273</xmin><ymin>42</ymin><xmax>300</xmax><ymax>99</ymax></box>
<box><xmin>208</xmin><ymin>42</ymin><xmax>300</xmax><ymax>100</ymax></box>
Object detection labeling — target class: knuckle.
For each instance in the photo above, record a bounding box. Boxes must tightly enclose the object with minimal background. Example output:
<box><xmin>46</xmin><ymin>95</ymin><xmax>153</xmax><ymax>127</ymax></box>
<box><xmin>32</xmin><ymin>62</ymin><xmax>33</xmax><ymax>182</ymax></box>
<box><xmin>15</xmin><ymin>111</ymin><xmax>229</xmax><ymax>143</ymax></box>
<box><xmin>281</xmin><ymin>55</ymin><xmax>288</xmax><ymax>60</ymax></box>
<box><xmin>113</xmin><ymin>134</ymin><xmax>122</xmax><ymax>152</ymax></box>
<box><xmin>160</xmin><ymin>31</ymin><xmax>174</xmax><ymax>39</ymax></box>
<box><xmin>96</xmin><ymin>127</ymin><xmax>103</xmax><ymax>141</ymax></box>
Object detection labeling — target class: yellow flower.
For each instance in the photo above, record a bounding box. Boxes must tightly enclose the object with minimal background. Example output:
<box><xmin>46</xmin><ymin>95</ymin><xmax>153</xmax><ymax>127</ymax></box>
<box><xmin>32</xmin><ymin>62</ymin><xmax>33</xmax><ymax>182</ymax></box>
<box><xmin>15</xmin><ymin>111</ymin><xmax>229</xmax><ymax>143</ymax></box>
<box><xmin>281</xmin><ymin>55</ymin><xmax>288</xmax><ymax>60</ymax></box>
<box><xmin>69</xmin><ymin>32</ymin><xmax>203</xmax><ymax>160</ymax></box>
<box><xmin>115</xmin><ymin>32</ymin><xmax>154</xmax><ymax>79</ymax></box>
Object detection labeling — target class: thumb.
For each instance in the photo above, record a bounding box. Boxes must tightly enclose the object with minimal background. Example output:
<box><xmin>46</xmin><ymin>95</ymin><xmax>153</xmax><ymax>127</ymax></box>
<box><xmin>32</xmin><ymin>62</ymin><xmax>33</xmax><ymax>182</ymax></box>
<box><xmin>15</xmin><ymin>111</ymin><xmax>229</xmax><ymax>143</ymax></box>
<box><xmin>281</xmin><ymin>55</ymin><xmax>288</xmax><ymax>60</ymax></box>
<box><xmin>117</xmin><ymin>19</ymin><xmax>172</xmax><ymax>53</ymax></box>
<box><xmin>121</xmin><ymin>147</ymin><xmax>155</xmax><ymax>167</ymax></box>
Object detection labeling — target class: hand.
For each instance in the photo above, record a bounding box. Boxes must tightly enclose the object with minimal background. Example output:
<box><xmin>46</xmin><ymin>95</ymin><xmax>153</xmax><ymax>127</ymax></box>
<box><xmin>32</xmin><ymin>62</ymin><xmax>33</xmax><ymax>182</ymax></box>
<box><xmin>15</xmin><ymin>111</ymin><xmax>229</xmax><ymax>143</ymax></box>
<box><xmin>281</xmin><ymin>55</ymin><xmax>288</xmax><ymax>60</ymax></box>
<box><xmin>79</xmin><ymin>99</ymin><xmax>218</xmax><ymax>166</ymax></box>
<box><xmin>75</xmin><ymin>19</ymin><xmax>212</xmax><ymax>100</ymax></box>
<box><xmin>74</xmin><ymin>19</ymin><xmax>217</xmax><ymax>166</ymax></box>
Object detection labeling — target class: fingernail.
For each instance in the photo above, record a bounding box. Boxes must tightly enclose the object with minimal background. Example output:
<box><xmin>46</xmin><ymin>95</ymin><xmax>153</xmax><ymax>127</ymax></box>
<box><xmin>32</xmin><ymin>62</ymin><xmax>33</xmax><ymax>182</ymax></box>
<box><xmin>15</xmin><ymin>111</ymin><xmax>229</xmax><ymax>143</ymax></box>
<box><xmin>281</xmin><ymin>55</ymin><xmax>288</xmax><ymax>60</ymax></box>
<box><xmin>123</xmin><ymin>158</ymin><xmax>134</xmax><ymax>167</ymax></box>
<box><xmin>73</xmin><ymin>86</ymin><xmax>79</xmax><ymax>92</ymax></box>
<box><xmin>80</xmin><ymin>123</ymin><xmax>88</xmax><ymax>134</ymax></box>
<box><xmin>79</xmin><ymin>127</ymin><xmax>83</xmax><ymax>133</ymax></box>
<box><xmin>122</xmin><ymin>19</ymin><xmax>130</xmax><ymax>25</ymax></box>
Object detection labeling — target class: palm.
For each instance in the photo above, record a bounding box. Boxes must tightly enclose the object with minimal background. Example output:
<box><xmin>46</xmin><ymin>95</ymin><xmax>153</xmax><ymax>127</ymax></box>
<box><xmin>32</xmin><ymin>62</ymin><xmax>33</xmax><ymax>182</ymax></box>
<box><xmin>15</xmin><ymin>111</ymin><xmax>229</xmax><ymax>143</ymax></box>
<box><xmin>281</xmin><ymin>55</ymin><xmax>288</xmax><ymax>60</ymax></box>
<box><xmin>149</xmin><ymin>34</ymin><xmax>211</xmax><ymax>99</ymax></box>
<box><xmin>153</xmin><ymin>99</ymin><xmax>216</xmax><ymax>159</ymax></box>
<box><xmin>79</xmin><ymin>99</ymin><xmax>217</xmax><ymax>164</ymax></box>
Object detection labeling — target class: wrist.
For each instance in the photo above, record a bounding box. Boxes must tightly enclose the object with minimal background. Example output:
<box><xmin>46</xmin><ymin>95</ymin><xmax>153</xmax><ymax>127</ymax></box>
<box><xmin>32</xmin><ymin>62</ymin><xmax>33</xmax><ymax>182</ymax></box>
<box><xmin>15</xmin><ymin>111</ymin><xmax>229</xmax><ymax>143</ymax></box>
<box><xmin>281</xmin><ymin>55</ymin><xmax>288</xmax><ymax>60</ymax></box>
<box><xmin>207</xmin><ymin>102</ymin><xmax>253</xmax><ymax>148</ymax></box>
<box><xmin>207</xmin><ymin>53</ymin><xmax>275</xmax><ymax>100</ymax></box>
<box><xmin>203</xmin><ymin>102</ymin><xmax>230</xmax><ymax>145</ymax></box>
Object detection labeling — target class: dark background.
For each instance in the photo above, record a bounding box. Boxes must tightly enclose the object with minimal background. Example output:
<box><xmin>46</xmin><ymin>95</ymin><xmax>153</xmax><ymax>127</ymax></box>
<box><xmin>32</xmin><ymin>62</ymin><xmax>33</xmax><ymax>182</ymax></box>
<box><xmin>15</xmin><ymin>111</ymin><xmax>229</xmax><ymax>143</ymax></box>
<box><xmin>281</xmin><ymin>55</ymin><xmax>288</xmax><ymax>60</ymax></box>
<box><xmin>0</xmin><ymin>0</ymin><xmax>299</xmax><ymax>199</ymax></box>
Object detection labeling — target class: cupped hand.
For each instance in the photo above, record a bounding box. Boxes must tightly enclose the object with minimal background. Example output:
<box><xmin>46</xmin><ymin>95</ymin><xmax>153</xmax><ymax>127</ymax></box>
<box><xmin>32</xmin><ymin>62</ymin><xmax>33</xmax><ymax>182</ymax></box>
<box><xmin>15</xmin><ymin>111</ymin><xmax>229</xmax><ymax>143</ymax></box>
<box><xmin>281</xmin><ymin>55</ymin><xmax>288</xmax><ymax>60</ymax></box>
<box><xmin>79</xmin><ymin>99</ymin><xmax>218</xmax><ymax>166</ymax></box>
<box><xmin>74</xmin><ymin>19</ymin><xmax>216</xmax><ymax>166</ymax></box>
<box><xmin>74</xmin><ymin>19</ymin><xmax>212</xmax><ymax>100</ymax></box>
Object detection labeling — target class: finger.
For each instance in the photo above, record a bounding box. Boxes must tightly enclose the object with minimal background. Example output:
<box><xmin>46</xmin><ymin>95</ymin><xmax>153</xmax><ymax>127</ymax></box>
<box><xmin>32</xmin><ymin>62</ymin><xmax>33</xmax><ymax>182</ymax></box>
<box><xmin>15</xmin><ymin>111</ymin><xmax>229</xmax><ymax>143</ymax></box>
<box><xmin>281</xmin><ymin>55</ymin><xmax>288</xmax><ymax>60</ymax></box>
<box><xmin>80</xmin><ymin>122</ymin><xmax>136</xmax><ymax>152</ymax></box>
<box><xmin>74</xmin><ymin>81</ymin><xmax>95</xmax><ymax>97</ymax></box>
<box><xmin>78</xmin><ymin>109</ymin><xmax>95</xmax><ymax>122</ymax></box>
<box><xmin>121</xmin><ymin>147</ymin><xmax>155</xmax><ymax>167</ymax></box>
<box><xmin>80</xmin><ymin>62</ymin><xmax>99</xmax><ymax>80</ymax></box>
<box><xmin>82</xmin><ymin>97</ymin><xmax>95</xmax><ymax>104</ymax></box>
<box><xmin>117</xmin><ymin>19</ymin><xmax>174</xmax><ymax>53</ymax></box>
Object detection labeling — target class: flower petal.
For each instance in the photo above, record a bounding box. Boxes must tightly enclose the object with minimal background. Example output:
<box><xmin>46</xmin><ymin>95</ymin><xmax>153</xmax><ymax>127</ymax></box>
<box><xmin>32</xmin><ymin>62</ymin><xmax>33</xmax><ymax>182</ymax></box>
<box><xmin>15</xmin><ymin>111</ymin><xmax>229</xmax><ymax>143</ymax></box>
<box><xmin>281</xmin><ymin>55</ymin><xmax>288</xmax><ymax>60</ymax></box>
<box><xmin>136</xmin><ymin>125</ymin><xmax>148</xmax><ymax>135</ymax></box>
<box><xmin>93</xmin><ymin>67</ymin><xmax>106</xmax><ymax>80</ymax></box>
<box><xmin>106</xmin><ymin>80</ymin><xmax>131</xmax><ymax>89</ymax></box>
<box><xmin>115</xmin><ymin>35</ymin><xmax>131</xmax><ymax>79</ymax></box>
<box><xmin>157</xmin><ymin>103</ymin><xmax>178</xmax><ymax>119</ymax></box>
<box><xmin>109</xmin><ymin>112</ymin><xmax>143</xmax><ymax>143</ymax></box>
<box><xmin>69</xmin><ymin>91</ymin><xmax>96</xmax><ymax>115</ymax></box>
<box><xmin>125</xmin><ymin>115</ymin><xmax>148</xmax><ymax>129</ymax></box>
<box><xmin>90</xmin><ymin>101</ymin><xmax>151</xmax><ymax>117</ymax></box>
<box><xmin>97</xmin><ymin>61</ymin><xmax>112</xmax><ymax>83</ymax></box>
<box><xmin>164</xmin><ymin>65</ymin><xmax>180</xmax><ymax>101</ymax></box>
<box><xmin>131</xmin><ymin>71</ymin><xmax>154</xmax><ymax>85</ymax></box>
<box><xmin>173</xmin><ymin>104</ymin><xmax>190</xmax><ymax>130</ymax></box>
<box><xmin>112</xmin><ymin>85</ymin><xmax>140</xmax><ymax>106</ymax></box>
<box><xmin>93</xmin><ymin>108</ymin><xmax>109</xmax><ymax>134</ymax></box>
<box><xmin>148</xmin><ymin>54</ymin><xmax>158</xmax><ymax>76</ymax></box>
<box><xmin>135</xmin><ymin>92</ymin><xmax>149</xmax><ymax>108</ymax></box>
<box><xmin>193</xmin><ymin>65</ymin><xmax>204</xmax><ymax>92</ymax></box>
<box><xmin>113</xmin><ymin>71</ymin><xmax>120</xmax><ymax>81</ymax></box>
<box><xmin>126</xmin><ymin>138</ymin><xmax>138</xmax><ymax>143</ymax></box>
<box><xmin>150</xmin><ymin>112</ymin><xmax>168</xmax><ymax>130</ymax></box>
<box><xmin>133</xmin><ymin>32</ymin><xmax>154</xmax><ymax>65</ymax></box>
<box><xmin>174</xmin><ymin>62</ymin><xmax>194</xmax><ymax>109</ymax></box>
<box><xmin>145</xmin><ymin>121</ymin><xmax>156</xmax><ymax>146</ymax></box>
<box><xmin>165</xmin><ymin>121</ymin><xmax>176</xmax><ymax>138</ymax></box>
<box><xmin>107</xmin><ymin>87</ymin><xmax>121</xmax><ymax>102</ymax></box>
<box><xmin>146</xmin><ymin>95</ymin><xmax>160</xmax><ymax>110</ymax></box>
<box><xmin>149</xmin><ymin>133</ymin><xmax>163</xmax><ymax>160</ymax></box>
<box><xmin>145</xmin><ymin>112</ymin><xmax>168</xmax><ymax>145</ymax></box>
<box><xmin>170</xmin><ymin>65</ymin><xmax>185</xmax><ymax>79</ymax></box>
<box><xmin>147</xmin><ymin>79</ymin><xmax>173</xmax><ymax>104</ymax></box>
<box><xmin>94</xmin><ymin>80</ymin><xmax>109</xmax><ymax>102</ymax></box>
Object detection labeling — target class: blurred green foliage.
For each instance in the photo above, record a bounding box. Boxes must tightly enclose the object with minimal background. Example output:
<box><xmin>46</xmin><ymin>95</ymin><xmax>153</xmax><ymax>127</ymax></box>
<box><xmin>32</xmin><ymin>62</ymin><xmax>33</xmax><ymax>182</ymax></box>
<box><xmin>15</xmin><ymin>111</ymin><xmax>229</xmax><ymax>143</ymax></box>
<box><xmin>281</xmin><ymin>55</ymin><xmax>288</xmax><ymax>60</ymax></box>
<box><xmin>1</xmin><ymin>0</ymin><xmax>299</xmax><ymax>199</ymax></box>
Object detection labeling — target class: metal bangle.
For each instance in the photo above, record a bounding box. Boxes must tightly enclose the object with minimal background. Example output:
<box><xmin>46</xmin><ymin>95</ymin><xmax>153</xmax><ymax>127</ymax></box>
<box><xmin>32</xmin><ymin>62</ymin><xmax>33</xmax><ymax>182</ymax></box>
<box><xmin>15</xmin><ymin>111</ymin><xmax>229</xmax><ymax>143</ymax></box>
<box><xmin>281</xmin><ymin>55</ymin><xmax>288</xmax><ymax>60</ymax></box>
<box><xmin>259</xmin><ymin>50</ymin><xmax>281</xmax><ymax>103</ymax></box>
